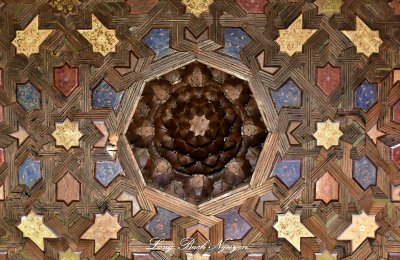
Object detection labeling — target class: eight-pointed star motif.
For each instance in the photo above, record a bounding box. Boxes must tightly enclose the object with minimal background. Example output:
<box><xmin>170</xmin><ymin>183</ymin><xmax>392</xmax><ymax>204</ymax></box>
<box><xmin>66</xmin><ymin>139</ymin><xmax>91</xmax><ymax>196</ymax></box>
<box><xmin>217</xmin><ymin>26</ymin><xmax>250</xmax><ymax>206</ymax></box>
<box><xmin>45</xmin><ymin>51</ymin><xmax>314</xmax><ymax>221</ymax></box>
<box><xmin>337</xmin><ymin>211</ymin><xmax>379</xmax><ymax>251</ymax></box>
<box><xmin>181</xmin><ymin>0</ymin><xmax>214</xmax><ymax>17</ymax></box>
<box><xmin>315</xmin><ymin>250</ymin><xmax>338</xmax><ymax>259</ymax></box>
<box><xmin>314</xmin><ymin>0</ymin><xmax>343</xmax><ymax>17</ymax></box>
<box><xmin>186</xmin><ymin>252</ymin><xmax>210</xmax><ymax>260</ymax></box>
<box><xmin>342</xmin><ymin>16</ymin><xmax>383</xmax><ymax>57</ymax></box>
<box><xmin>313</xmin><ymin>119</ymin><xmax>343</xmax><ymax>149</ymax></box>
<box><xmin>52</xmin><ymin>118</ymin><xmax>83</xmax><ymax>150</ymax></box>
<box><xmin>59</xmin><ymin>249</ymin><xmax>80</xmax><ymax>260</ymax></box>
<box><xmin>12</xmin><ymin>16</ymin><xmax>53</xmax><ymax>57</ymax></box>
<box><xmin>81</xmin><ymin>211</ymin><xmax>121</xmax><ymax>252</ymax></box>
<box><xmin>273</xmin><ymin>211</ymin><xmax>314</xmax><ymax>251</ymax></box>
<box><xmin>17</xmin><ymin>211</ymin><xmax>57</xmax><ymax>251</ymax></box>
<box><xmin>276</xmin><ymin>15</ymin><xmax>316</xmax><ymax>56</ymax></box>
<box><xmin>78</xmin><ymin>15</ymin><xmax>119</xmax><ymax>56</ymax></box>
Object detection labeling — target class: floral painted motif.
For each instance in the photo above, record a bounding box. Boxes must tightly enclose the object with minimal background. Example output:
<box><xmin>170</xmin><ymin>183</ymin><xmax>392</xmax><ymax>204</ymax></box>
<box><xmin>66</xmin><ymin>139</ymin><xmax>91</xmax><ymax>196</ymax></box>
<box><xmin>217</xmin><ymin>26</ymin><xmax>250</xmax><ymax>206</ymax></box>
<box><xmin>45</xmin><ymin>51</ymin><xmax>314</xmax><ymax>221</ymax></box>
<box><xmin>343</xmin><ymin>17</ymin><xmax>382</xmax><ymax>57</ymax></box>
<box><xmin>276</xmin><ymin>15</ymin><xmax>316</xmax><ymax>56</ymax></box>
<box><xmin>313</xmin><ymin>119</ymin><xmax>343</xmax><ymax>149</ymax></box>
<box><xmin>49</xmin><ymin>0</ymin><xmax>79</xmax><ymax>14</ymax></box>
<box><xmin>78</xmin><ymin>15</ymin><xmax>119</xmax><ymax>56</ymax></box>
<box><xmin>59</xmin><ymin>249</ymin><xmax>80</xmax><ymax>260</ymax></box>
<box><xmin>17</xmin><ymin>211</ymin><xmax>57</xmax><ymax>251</ymax></box>
<box><xmin>314</xmin><ymin>0</ymin><xmax>343</xmax><ymax>17</ymax></box>
<box><xmin>315</xmin><ymin>251</ymin><xmax>338</xmax><ymax>260</ymax></box>
<box><xmin>52</xmin><ymin>119</ymin><xmax>83</xmax><ymax>150</ymax></box>
<box><xmin>12</xmin><ymin>16</ymin><xmax>53</xmax><ymax>57</ymax></box>
<box><xmin>337</xmin><ymin>211</ymin><xmax>379</xmax><ymax>251</ymax></box>
<box><xmin>81</xmin><ymin>212</ymin><xmax>121</xmax><ymax>252</ymax></box>
<box><xmin>181</xmin><ymin>0</ymin><xmax>214</xmax><ymax>17</ymax></box>
<box><xmin>274</xmin><ymin>211</ymin><xmax>314</xmax><ymax>251</ymax></box>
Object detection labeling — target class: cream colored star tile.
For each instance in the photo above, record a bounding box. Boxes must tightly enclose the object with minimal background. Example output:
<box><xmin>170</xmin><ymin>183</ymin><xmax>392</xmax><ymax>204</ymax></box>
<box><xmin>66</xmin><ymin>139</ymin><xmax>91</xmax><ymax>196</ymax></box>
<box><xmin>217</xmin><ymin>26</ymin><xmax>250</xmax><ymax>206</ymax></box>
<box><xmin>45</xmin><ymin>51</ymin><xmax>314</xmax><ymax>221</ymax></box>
<box><xmin>315</xmin><ymin>250</ymin><xmax>338</xmax><ymax>260</ymax></box>
<box><xmin>315</xmin><ymin>0</ymin><xmax>343</xmax><ymax>17</ymax></box>
<box><xmin>59</xmin><ymin>249</ymin><xmax>80</xmax><ymax>260</ymax></box>
<box><xmin>181</xmin><ymin>0</ymin><xmax>214</xmax><ymax>17</ymax></box>
<box><xmin>276</xmin><ymin>15</ymin><xmax>316</xmax><ymax>56</ymax></box>
<box><xmin>186</xmin><ymin>252</ymin><xmax>210</xmax><ymax>260</ymax></box>
<box><xmin>52</xmin><ymin>119</ymin><xmax>83</xmax><ymax>150</ymax></box>
<box><xmin>81</xmin><ymin>211</ymin><xmax>121</xmax><ymax>252</ymax></box>
<box><xmin>367</xmin><ymin>124</ymin><xmax>385</xmax><ymax>144</ymax></box>
<box><xmin>337</xmin><ymin>211</ymin><xmax>379</xmax><ymax>251</ymax></box>
<box><xmin>342</xmin><ymin>16</ymin><xmax>383</xmax><ymax>57</ymax></box>
<box><xmin>78</xmin><ymin>15</ymin><xmax>119</xmax><ymax>56</ymax></box>
<box><xmin>17</xmin><ymin>211</ymin><xmax>57</xmax><ymax>251</ymax></box>
<box><xmin>12</xmin><ymin>16</ymin><xmax>53</xmax><ymax>57</ymax></box>
<box><xmin>273</xmin><ymin>211</ymin><xmax>314</xmax><ymax>251</ymax></box>
<box><xmin>313</xmin><ymin>119</ymin><xmax>343</xmax><ymax>149</ymax></box>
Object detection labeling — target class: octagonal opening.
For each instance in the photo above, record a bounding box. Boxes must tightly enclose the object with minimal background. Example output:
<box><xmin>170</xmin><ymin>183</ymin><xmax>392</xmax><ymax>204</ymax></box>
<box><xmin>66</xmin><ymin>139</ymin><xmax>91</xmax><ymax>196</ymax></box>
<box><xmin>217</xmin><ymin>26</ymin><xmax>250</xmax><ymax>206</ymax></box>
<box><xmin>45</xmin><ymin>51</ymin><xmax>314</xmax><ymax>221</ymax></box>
<box><xmin>126</xmin><ymin>62</ymin><xmax>268</xmax><ymax>204</ymax></box>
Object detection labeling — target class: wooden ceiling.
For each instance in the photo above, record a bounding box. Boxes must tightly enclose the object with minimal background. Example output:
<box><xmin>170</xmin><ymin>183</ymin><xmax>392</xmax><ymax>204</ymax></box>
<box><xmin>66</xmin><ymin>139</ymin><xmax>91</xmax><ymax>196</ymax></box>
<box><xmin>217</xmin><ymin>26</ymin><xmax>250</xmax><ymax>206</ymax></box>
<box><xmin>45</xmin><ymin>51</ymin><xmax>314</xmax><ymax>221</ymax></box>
<box><xmin>0</xmin><ymin>0</ymin><xmax>399</xmax><ymax>259</ymax></box>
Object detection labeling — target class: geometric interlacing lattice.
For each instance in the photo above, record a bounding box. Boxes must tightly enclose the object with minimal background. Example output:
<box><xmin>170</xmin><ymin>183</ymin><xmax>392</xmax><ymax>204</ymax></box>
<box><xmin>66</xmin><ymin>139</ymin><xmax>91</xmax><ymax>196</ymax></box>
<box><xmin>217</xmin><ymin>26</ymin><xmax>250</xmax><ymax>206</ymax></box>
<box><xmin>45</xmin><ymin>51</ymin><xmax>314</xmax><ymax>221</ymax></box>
<box><xmin>0</xmin><ymin>0</ymin><xmax>400</xmax><ymax>259</ymax></box>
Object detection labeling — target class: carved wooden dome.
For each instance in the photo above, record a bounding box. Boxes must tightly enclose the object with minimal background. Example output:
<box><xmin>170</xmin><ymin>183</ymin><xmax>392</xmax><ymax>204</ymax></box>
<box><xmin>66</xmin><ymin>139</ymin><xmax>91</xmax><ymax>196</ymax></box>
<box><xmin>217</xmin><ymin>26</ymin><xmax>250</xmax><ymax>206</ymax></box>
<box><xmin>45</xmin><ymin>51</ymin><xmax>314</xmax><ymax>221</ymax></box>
<box><xmin>127</xmin><ymin>63</ymin><xmax>267</xmax><ymax>203</ymax></box>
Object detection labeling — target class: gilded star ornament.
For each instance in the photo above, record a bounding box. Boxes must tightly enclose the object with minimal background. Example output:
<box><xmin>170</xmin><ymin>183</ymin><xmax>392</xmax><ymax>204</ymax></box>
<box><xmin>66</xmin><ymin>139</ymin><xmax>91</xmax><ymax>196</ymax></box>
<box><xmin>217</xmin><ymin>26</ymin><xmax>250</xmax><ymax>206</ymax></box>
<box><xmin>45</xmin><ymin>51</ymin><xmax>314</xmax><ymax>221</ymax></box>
<box><xmin>17</xmin><ymin>211</ymin><xmax>57</xmax><ymax>251</ymax></box>
<box><xmin>12</xmin><ymin>16</ymin><xmax>53</xmax><ymax>57</ymax></box>
<box><xmin>49</xmin><ymin>0</ymin><xmax>79</xmax><ymax>14</ymax></box>
<box><xmin>52</xmin><ymin>118</ymin><xmax>83</xmax><ymax>150</ymax></box>
<box><xmin>181</xmin><ymin>0</ymin><xmax>214</xmax><ymax>17</ymax></box>
<box><xmin>337</xmin><ymin>211</ymin><xmax>379</xmax><ymax>251</ymax></box>
<box><xmin>315</xmin><ymin>250</ymin><xmax>338</xmax><ymax>260</ymax></box>
<box><xmin>78</xmin><ymin>15</ymin><xmax>119</xmax><ymax>56</ymax></box>
<box><xmin>276</xmin><ymin>15</ymin><xmax>316</xmax><ymax>56</ymax></box>
<box><xmin>342</xmin><ymin>16</ymin><xmax>382</xmax><ymax>57</ymax></box>
<box><xmin>273</xmin><ymin>211</ymin><xmax>314</xmax><ymax>251</ymax></box>
<box><xmin>81</xmin><ymin>212</ymin><xmax>121</xmax><ymax>252</ymax></box>
<box><xmin>314</xmin><ymin>0</ymin><xmax>343</xmax><ymax>17</ymax></box>
<box><xmin>186</xmin><ymin>252</ymin><xmax>210</xmax><ymax>260</ymax></box>
<box><xmin>313</xmin><ymin>119</ymin><xmax>343</xmax><ymax>149</ymax></box>
<box><xmin>59</xmin><ymin>249</ymin><xmax>80</xmax><ymax>260</ymax></box>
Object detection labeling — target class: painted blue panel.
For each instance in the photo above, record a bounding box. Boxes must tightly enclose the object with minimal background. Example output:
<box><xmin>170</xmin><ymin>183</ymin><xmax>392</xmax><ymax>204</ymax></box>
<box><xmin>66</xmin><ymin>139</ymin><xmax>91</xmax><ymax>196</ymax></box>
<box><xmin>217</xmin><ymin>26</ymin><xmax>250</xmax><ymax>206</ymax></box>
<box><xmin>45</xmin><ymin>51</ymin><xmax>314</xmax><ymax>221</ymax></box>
<box><xmin>16</xmin><ymin>82</ymin><xmax>41</xmax><ymax>112</ymax></box>
<box><xmin>271</xmin><ymin>80</ymin><xmax>302</xmax><ymax>111</ymax></box>
<box><xmin>92</xmin><ymin>80</ymin><xmax>123</xmax><ymax>111</ymax></box>
<box><xmin>143</xmin><ymin>29</ymin><xmax>173</xmax><ymax>59</ymax></box>
<box><xmin>221</xmin><ymin>28</ymin><xmax>251</xmax><ymax>59</ymax></box>
<box><xmin>354</xmin><ymin>80</ymin><xmax>378</xmax><ymax>112</ymax></box>
<box><xmin>353</xmin><ymin>155</ymin><xmax>376</xmax><ymax>190</ymax></box>
<box><xmin>18</xmin><ymin>157</ymin><xmax>41</xmax><ymax>189</ymax></box>
<box><xmin>95</xmin><ymin>159</ymin><xmax>123</xmax><ymax>187</ymax></box>
<box><xmin>217</xmin><ymin>207</ymin><xmax>251</xmax><ymax>240</ymax></box>
<box><xmin>146</xmin><ymin>207</ymin><xmax>180</xmax><ymax>239</ymax></box>
<box><xmin>271</xmin><ymin>156</ymin><xmax>301</xmax><ymax>188</ymax></box>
